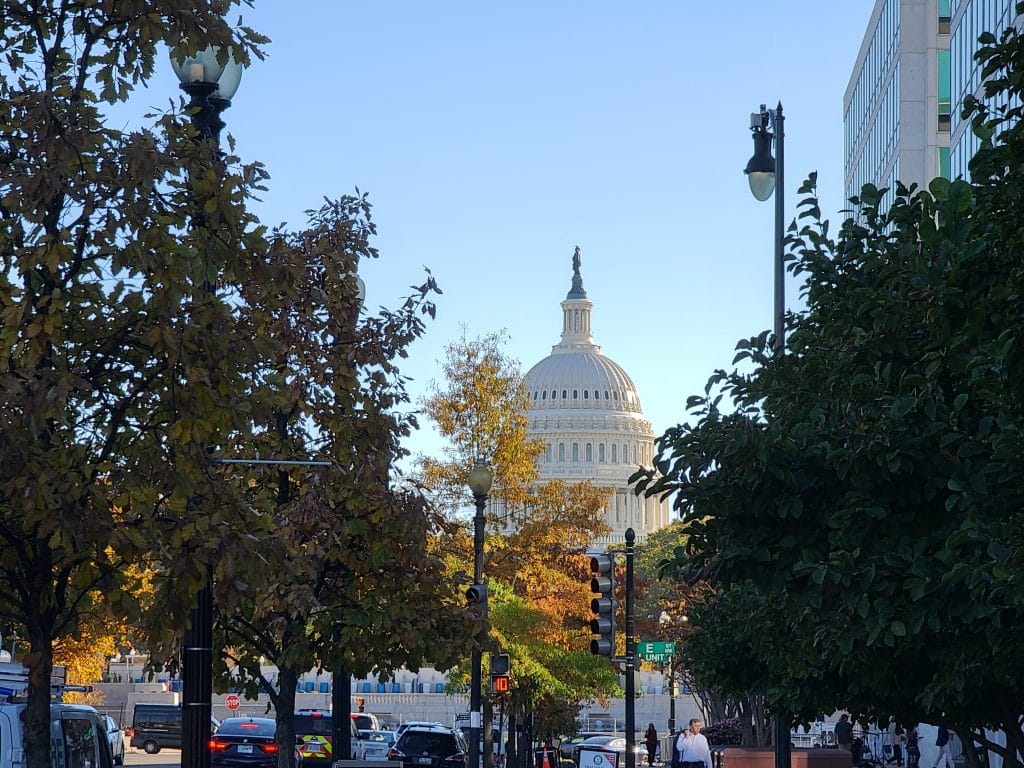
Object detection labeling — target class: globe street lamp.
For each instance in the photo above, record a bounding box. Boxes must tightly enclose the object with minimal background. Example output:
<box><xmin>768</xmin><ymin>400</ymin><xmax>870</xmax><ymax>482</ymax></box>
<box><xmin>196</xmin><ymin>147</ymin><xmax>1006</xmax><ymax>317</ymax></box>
<box><xmin>744</xmin><ymin>102</ymin><xmax>785</xmax><ymax>355</ymax></box>
<box><xmin>170</xmin><ymin>43</ymin><xmax>243</xmax><ymax>768</ymax></box>
<box><xmin>170</xmin><ymin>46</ymin><xmax>243</xmax><ymax>145</ymax></box>
<box><xmin>744</xmin><ymin>102</ymin><xmax>790</xmax><ymax>768</ymax></box>
<box><xmin>467</xmin><ymin>458</ymin><xmax>493</xmax><ymax>768</ymax></box>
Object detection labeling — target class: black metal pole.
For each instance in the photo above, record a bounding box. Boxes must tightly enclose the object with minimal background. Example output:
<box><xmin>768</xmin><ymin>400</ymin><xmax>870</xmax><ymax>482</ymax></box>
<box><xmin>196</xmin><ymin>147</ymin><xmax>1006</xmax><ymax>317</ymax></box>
<box><xmin>470</xmin><ymin>491</ymin><xmax>487</xmax><ymax>768</ymax></box>
<box><xmin>182</xmin><ymin>575</ymin><xmax>213</xmax><ymax>768</ymax></box>
<box><xmin>332</xmin><ymin>622</ymin><xmax>352</xmax><ymax>761</ymax></box>
<box><xmin>771</xmin><ymin>102</ymin><xmax>791</xmax><ymax>768</ymax></box>
<box><xmin>179</xmin><ymin>77</ymin><xmax>230</xmax><ymax>768</ymax></box>
<box><xmin>625</xmin><ymin>528</ymin><xmax>636</xmax><ymax>768</ymax></box>
<box><xmin>773</xmin><ymin>101</ymin><xmax>785</xmax><ymax>355</ymax></box>
<box><xmin>667</xmin><ymin>656</ymin><xmax>676</xmax><ymax>736</ymax></box>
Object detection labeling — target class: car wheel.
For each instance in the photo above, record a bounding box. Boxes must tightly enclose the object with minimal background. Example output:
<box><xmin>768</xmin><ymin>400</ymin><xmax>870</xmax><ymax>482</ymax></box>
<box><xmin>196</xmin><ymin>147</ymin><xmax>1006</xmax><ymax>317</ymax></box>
<box><xmin>143</xmin><ymin>741</ymin><xmax>161</xmax><ymax>755</ymax></box>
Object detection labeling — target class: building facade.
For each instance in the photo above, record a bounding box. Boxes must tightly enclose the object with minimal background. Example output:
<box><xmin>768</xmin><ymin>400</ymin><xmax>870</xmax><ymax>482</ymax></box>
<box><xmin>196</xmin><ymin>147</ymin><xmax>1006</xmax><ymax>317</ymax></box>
<box><xmin>520</xmin><ymin>250</ymin><xmax>670</xmax><ymax>546</ymax></box>
<box><xmin>948</xmin><ymin>0</ymin><xmax>1023</xmax><ymax>179</ymax></box>
<box><xmin>843</xmin><ymin>0</ymin><xmax>952</xmax><ymax>204</ymax></box>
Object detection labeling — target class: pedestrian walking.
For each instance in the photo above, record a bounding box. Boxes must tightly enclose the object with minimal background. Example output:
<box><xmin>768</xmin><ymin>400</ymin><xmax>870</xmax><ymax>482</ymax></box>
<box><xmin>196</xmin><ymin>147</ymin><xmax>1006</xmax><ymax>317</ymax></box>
<box><xmin>645</xmin><ymin>724</ymin><xmax>659</xmax><ymax>767</ymax></box>
<box><xmin>933</xmin><ymin>727</ymin><xmax>953</xmax><ymax>768</ymax></box>
<box><xmin>889</xmin><ymin>724</ymin><xmax>905</xmax><ymax>767</ymax></box>
<box><xmin>676</xmin><ymin>719</ymin><xmax>712</xmax><ymax>768</ymax></box>
<box><xmin>835</xmin><ymin>715</ymin><xmax>854</xmax><ymax>756</ymax></box>
<box><xmin>906</xmin><ymin>727</ymin><xmax>920</xmax><ymax>768</ymax></box>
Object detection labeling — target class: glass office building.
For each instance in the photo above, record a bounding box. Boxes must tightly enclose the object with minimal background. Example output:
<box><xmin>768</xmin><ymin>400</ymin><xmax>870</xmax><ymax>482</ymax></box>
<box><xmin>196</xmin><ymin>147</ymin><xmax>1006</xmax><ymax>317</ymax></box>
<box><xmin>843</xmin><ymin>0</ymin><xmax>951</xmax><ymax>205</ymax></box>
<box><xmin>948</xmin><ymin>0</ymin><xmax>1023</xmax><ymax>179</ymax></box>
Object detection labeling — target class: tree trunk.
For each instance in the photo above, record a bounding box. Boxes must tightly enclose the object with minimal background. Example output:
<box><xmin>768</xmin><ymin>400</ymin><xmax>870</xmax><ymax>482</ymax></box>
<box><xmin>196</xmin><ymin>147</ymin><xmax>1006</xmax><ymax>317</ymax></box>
<box><xmin>276</xmin><ymin>667</ymin><xmax>298</xmax><ymax>768</ymax></box>
<box><xmin>22</xmin><ymin>629</ymin><xmax>53</xmax><ymax>768</ymax></box>
<box><xmin>738</xmin><ymin>699</ymin><xmax>755</xmax><ymax>748</ymax></box>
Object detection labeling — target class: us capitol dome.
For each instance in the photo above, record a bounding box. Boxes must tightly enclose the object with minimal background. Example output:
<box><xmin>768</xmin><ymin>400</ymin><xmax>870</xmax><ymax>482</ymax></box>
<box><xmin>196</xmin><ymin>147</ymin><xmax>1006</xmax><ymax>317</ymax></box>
<box><xmin>521</xmin><ymin>248</ymin><xmax>670</xmax><ymax>545</ymax></box>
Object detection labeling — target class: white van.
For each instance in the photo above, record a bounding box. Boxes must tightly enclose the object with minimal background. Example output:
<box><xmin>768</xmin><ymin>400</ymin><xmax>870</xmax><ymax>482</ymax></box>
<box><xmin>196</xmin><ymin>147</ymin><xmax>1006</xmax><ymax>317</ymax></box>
<box><xmin>0</xmin><ymin>663</ymin><xmax>113</xmax><ymax>768</ymax></box>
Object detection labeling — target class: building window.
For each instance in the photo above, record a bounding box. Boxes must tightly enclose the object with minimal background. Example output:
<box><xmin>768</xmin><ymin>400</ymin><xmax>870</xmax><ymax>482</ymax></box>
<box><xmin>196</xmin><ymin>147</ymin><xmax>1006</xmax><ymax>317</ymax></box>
<box><xmin>573</xmin><ymin>389</ymin><xmax>578</xmax><ymax>399</ymax></box>
<box><xmin>558</xmin><ymin>443</ymin><xmax>565</xmax><ymax>462</ymax></box>
<box><xmin>541</xmin><ymin>391</ymin><xmax>546</xmax><ymax>400</ymax></box>
<box><xmin>583</xmin><ymin>389</ymin><xmax>589</xmax><ymax>399</ymax></box>
<box><xmin>572</xmin><ymin>443</ymin><xmax>579</xmax><ymax>462</ymax></box>
<box><xmin>533</xmin><ymin>392</ymin><xmax>537</xmax><ymax>401</ymax></box>
<box><xmin>938</xmin><ymin>49</ymin><xmax>951</xmax><ymax>129</ymax></box>
<box><xmin>599</xmin><ymin>443</ymin><xmax>605</xmax><ymax>462</ymax></box>
<box><xmin>938</xmin><ymin>0</ymin><xmax>950</xmax><ymax>34</ymax></box>
<box><xmin>611</xmin><ymin>444</ymin><xmax>617</xmax><ymax>463</ymax></box>
<box><xmin>604</xmin><ymin>391</ymin><xmax>609</xmax><ymax>399</ymax></box>
<box><xmin>585</xmin><ymin>443</ymin><xmax>593</xmax><ymax>462</ymax></box>
<box><xmin>939</xmin><ymin>146</ymin><xmax>950</xmax><ymax>180</ymax></box>
<box><xmin>546</xmin><ymin>444</ymin><xmax>552</xmax><ymax>462</ymax></box>
<box><xmin>562</xmin><ymin>389</ymin><xmax>568</xmax><ymax>399</ymax></box>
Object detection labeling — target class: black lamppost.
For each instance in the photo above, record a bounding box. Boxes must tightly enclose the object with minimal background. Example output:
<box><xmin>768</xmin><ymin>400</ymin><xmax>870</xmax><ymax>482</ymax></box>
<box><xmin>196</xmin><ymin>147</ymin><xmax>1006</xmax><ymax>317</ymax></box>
<box><xmin>467</xmin><ymin>458</ymin><xmax>493</xmax><ymax>768</ymax></box>
<box><xmin>744</xmin><ymin>102</ymin><xmax>790</xmax><ymax>768</ymax></box>
<box><xmin>169</xmin><ymin>45</ymin><xmax>243</xmax><ymax>768</ymax></box>
<box><xmin>745</xmin><ymin>102</ymin><xmax>786</xmax><ymax>354</ymax></box>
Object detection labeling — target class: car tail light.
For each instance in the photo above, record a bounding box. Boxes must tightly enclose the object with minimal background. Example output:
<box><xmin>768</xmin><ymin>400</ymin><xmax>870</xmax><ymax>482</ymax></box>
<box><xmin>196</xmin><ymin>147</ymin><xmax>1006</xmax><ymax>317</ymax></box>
<box><xmin>209</xmin><ymin>739</ymin><xmax>230</xmax><ymax>752</ymax></box>
<box><xmin>445</xmin><ymin>753</ymin><xmax>466</xmax><ymax>763</ymax></box>
<box><xmin>387</xmin><ymin>748</ymin><xmax>404</xmax><ymax>759</ymax></box>
<box><xmin>261</xmin><ymin>743</ymin><xmax>279</xmax><ymax>755</ymax></box>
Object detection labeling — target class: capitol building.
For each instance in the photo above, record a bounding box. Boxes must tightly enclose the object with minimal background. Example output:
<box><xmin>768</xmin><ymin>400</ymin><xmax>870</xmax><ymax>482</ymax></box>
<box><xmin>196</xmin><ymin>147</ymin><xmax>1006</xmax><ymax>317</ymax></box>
<box><xmin>521</xmin><ymin>249</ymin><xmax>670</xmax><ymax>545</ymax></box>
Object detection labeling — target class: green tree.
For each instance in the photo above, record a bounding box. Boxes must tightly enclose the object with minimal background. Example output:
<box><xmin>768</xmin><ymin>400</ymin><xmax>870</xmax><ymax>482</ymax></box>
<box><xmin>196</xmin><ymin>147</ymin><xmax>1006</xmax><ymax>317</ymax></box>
<box><xmin>0</xmin><ymin>5</ymin><xmax>268</xmax><ymax>768</ymax></box>
<box><xmin>205</xmin><ymin>197</ymin><xmax>473</xmax><ymax>767</ymax></box>
<box><xmin>635</xmin><ymin>17</ymin><xmax>1024</xmax><ymax>762</ymax></box>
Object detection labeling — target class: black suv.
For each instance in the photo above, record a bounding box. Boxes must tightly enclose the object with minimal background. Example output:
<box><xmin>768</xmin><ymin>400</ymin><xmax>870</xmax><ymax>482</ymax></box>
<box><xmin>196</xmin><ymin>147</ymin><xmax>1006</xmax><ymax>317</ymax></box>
<box><xmin>387</xmin><ymin>725</ymin><xmax>469</xmax><ymax>768</ymax></box>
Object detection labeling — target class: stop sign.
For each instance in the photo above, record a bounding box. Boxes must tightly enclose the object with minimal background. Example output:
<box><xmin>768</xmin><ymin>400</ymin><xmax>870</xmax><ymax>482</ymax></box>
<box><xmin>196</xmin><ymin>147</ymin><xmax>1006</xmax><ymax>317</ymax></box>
<box><xmin>225</xmin><ymin>694</ymin><xmax>240</xmax><ymax>711</ymax></box>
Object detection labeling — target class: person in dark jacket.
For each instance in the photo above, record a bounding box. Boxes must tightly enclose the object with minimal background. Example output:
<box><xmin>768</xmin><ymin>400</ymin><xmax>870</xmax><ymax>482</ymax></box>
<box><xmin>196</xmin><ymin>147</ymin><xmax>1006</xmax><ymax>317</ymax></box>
<box><xmin>645</xmin><ymin>724</ymin><xmax>659</xmax><ymax>766</ymax></box>
<box><xmin>934</xmin><ymin>727</ymin><xmax>952</xmax><ymax>768</ymax></box>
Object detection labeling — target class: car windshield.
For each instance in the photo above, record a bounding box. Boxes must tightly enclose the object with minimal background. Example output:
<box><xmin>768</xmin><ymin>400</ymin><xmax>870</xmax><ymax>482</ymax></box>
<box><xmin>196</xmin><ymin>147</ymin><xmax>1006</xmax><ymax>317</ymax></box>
<box><xmin>218</xmin><ymin>719</ymin><xmax>275</xmax><ymax>737</ymax></box>
<box><xmin>582</xmin><ymin>736</ymin><xmax>618</xmax><ymax>746</ymax></box>
<box><xmin>401</xmin><ymin>732</ymin><xmax>458</xmax><ymax>754</ymax></box>
<box><xmin>360</xmin><ymin>731</ymin><xmax>390</xmax><ymax>742</ymax></box>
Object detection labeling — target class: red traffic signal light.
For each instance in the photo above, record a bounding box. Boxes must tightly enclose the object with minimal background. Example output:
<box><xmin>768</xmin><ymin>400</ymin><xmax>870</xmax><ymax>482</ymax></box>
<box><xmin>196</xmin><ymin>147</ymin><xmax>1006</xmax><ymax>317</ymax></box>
<box><xmin>491</xmin><ymin>674</ymin><xmax>510</xmax><ymax>694</ymax></box>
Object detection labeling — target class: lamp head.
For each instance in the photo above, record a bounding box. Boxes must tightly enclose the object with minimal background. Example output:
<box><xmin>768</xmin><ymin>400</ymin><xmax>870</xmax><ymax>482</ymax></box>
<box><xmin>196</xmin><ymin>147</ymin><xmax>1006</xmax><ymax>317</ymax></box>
<box><xmin>744</xmin><ymin>127</ymin><xmax>776</xmax><ymax>201</ymax></box>
<box><xmin>468</xmin><ymin>456</ymin><xmax>493</xmax><ymax>496</ymax></box>
<box><xmin>170</xmin><ymin>45</ymin><xmax>243</xmax><ymax>100</ymax></box>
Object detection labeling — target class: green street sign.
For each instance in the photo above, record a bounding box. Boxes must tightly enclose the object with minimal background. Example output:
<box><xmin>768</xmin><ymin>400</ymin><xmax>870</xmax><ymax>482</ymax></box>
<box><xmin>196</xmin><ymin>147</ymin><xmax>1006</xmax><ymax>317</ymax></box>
<box><xmin>637</xmin><ymin>641</ymin><xmax>676</xmax><ymax>662</ymax></box>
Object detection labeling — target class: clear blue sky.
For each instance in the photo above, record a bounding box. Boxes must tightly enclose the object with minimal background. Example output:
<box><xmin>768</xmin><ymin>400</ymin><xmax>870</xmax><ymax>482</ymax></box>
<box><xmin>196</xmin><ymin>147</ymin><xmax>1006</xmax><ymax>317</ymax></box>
<box><xmin>125</xmin><ymin>1</ymin><xmax>874</xmax><ymax>466</ymax></box>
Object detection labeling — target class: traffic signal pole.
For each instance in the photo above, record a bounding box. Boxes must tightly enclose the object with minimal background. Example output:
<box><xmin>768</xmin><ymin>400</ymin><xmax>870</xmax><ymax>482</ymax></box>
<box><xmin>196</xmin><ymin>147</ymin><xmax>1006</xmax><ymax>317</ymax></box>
<box><xmin>624</xmin><ymin>529</ymin><xmax>636</xmax><ymax>768</ymax></box>
<box><xmin>589</xmin><ymin>529</ymin><xmax>636</xmax><ymax>768</ymax></box>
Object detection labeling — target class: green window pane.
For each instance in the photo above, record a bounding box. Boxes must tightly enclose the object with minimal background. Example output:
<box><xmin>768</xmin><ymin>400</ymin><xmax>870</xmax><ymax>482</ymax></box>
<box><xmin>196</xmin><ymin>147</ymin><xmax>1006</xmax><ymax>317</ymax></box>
<box><xmin>938</xmin><ymin>0</ymin><xmax>950</xmax><ymax>18</ymax></box>
<box><xmin>939</xmin><ymin>146</ymin><xmax>951</xmax><ymax>179</ymax></box>
<box><xmin>938</xmin><ymin>49</ymin><xmax>951</xmax><ymax>115</ymax></box>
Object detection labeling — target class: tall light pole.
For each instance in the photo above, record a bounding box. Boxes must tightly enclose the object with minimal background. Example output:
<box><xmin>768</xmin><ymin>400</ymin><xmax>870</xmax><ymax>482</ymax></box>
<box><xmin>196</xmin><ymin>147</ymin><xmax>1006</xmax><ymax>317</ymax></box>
<box><xmin>468</xmin><ymin>458</ymin><xmax>493</xmax><ymax>768</ymax></box>
<box><xmin>745</xmin><ymin>102</ymin><xmax>785</xmax><ymax>354</ymax></box>
<box><xmin>169</xmin><ymin>45</ymin><xmax>243</xmax><ymax>768</ymax></box>
<box><xmin>744</xmin><ymin>102</ymin><xmax>790</xmax><ymax>768</ymax></box>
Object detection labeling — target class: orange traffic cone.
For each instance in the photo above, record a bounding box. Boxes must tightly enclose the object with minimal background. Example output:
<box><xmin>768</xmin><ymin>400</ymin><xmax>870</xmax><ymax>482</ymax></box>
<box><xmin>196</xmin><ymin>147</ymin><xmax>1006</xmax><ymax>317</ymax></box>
<box><xmin>541</xmin><ymin>750</ymin><xmax>551</xmax><ymax>768</ymax></box>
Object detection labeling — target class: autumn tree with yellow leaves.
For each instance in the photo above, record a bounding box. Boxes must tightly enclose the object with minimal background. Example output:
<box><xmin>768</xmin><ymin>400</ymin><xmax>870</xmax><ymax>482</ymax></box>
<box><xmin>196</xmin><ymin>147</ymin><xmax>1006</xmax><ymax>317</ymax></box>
<box><xmin>419</xmin><ymin>332</ymin><xmax>618</xmax><ymax>755</ymax></box>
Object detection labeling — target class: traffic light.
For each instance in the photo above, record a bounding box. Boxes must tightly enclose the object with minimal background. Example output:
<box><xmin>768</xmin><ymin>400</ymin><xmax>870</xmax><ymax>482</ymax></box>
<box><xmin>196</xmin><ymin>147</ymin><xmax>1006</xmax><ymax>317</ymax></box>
<box><xmin>466</xmin><ymin>583</ymin><xmax>488</xmax><ymax>619</ymax></box>
<box><xmin>491</xmin><ymin>674</ymin><xmax>510</xmax><ymax>694</ymax></box>
<box><xmin>489</xmin><ymin>654</ymin><xmax>510</xmax><ymax>695</ymax></box>
<box><xmin>589</xmin><ymin>554</ymin><xmax>616</xmax><ymax>656</ymax></box>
